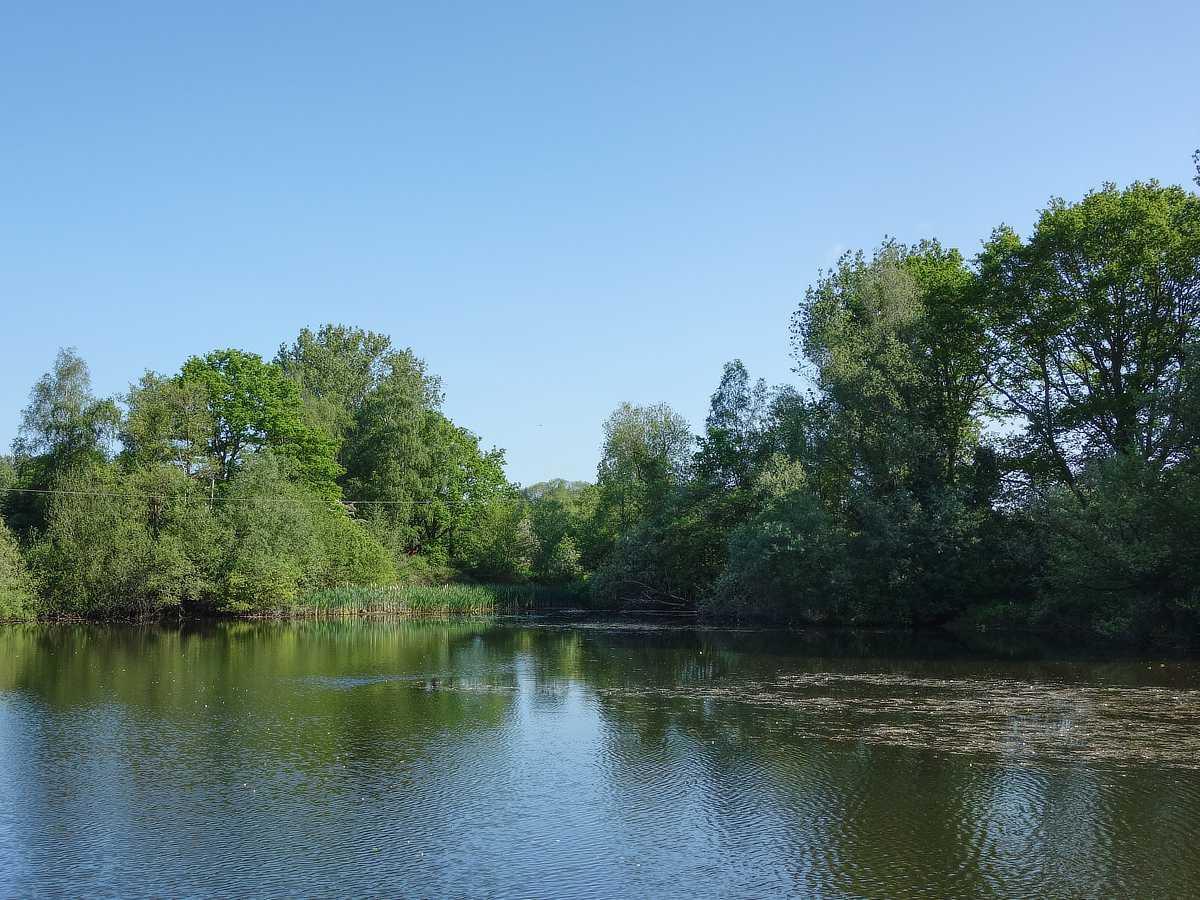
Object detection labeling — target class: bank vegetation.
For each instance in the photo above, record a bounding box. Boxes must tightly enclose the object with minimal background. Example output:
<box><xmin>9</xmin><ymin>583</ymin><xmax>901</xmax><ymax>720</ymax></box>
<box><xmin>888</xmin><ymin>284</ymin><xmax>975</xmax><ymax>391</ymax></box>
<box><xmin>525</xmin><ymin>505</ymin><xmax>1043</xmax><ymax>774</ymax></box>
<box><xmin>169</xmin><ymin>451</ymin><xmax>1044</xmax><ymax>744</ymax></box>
<box><xmin>4</xmin><ymin>161</ymin><xmax>1200</xmax><ymax>642</ymax></box>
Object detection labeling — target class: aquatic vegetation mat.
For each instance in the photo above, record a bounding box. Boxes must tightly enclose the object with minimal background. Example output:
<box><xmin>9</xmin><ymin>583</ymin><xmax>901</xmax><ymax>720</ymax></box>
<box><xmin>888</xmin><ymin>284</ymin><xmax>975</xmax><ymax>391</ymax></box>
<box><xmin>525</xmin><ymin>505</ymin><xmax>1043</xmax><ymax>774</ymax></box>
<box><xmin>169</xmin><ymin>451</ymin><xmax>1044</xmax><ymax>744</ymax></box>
<box><xmin>592</xmin><ymin>672</ymin><xmax>1200</xmax><ymax>769</ymax></box>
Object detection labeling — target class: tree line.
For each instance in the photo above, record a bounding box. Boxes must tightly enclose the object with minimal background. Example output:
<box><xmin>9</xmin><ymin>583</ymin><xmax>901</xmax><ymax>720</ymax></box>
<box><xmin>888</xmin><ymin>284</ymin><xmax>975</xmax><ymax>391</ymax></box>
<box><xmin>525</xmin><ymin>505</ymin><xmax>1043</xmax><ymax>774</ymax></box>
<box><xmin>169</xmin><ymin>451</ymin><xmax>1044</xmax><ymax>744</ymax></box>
<box><xmin>3</xmin><ymin>168</ymin><xmax>1199</xmax><ymax>640</ymax></box>
<box><xmin>0</xmin><ymin>329</ymin><xmax>550</xmax><ymax>618</ymax></box>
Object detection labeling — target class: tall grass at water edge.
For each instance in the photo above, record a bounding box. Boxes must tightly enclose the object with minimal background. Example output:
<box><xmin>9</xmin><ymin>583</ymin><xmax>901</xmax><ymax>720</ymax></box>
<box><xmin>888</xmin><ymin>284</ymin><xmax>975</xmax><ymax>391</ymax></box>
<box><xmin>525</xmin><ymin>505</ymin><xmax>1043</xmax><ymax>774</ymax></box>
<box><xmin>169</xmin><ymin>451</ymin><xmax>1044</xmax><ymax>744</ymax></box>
<box><xmin>289</xmin><ymin>583</ymin><xmax>586</xmax><ymax>617</ymax></box>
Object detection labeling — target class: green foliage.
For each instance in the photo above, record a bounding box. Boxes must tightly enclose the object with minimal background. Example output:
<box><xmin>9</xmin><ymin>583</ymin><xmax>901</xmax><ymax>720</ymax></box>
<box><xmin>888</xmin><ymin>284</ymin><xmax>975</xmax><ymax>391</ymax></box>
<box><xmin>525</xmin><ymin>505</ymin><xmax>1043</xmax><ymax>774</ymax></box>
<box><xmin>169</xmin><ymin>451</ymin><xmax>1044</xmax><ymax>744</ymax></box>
<box><xmin>339</xmin><ymin>347</ymin><xmax>510</xmax><ymax>567</ymax></box>
<box><xmin>316</xmin><ymin>505</ymin><xmax>397</xmax><ymax>590</ymax></box>
<box><xmin>1030</xmin><ymin>456</ymin><xmax>1200</xmax><ymax>638</ymax></box>
<box><xmin>588</xmin><ymin>190</ymin><xmax>1200</xmax><ymax>638</ymax></box>
<box><xmin>121</xmin><ymin>372</ymin><xmax>214</xmax><ymax>477</ymax></box>
<box><xmin>29</xmin><ymin>464</ymin><xmax>222</xmax><ymax>617</ymax></box>
<box><xmin>590</xmin><ymin>504</ymin><xmax>724</xmax><ymax>609</ymax></box>
<box><xmin>7</xmin><ymin>348</ymin><xmax>121</xmax><ymax>534</ymax></box>
<box><xmin>389</xmin><ymin>551</ymin><xmax>456</xmax><ymax>585</ymax></box>
<box><xmin>13</xmin><ymin>348</ymin><xmax>120</xmax><ymax>466</ymax></box>
<box><xmin>351</xmin><ymin>414</ymin><xmax>516</xmax><ymax>574</ymax></box>
<box><xmin>523</xmin><ymin>479</ymin><xmax>597</xmax><ymax>576</ymax></box>
<box><xmin>454</xmin><ymin>502</ymin><xmax>540</xmax><ymax>583</ymax></box>
<box><xmin>20</xmin><ymin>453</ymin><xmax>392</xmax><ymax>618</ymax></box>
<box><xmin>291</xmin><ymin>582</ymin><xmax>584</xmax><ymax>616</ymax></box>
<box><xmin>180</xmin><ymin>349</ymin><xmax>343</xmax><ymax>498</ymax></box>
<box><xmin>0</xmin><ymin>518</ymin><xmax>37</xmax><ymax>620</ymax></box>
<box><xmin>707</xmin><ymin>487</ymin><xmax>849</xmax><ymax>623</ymax></box>
<box><xmin>840</xmin><ymin>485</ymin><xmax>990</xmax><ymax>625</ymax></box>
<box><xmin>792</xmin><ymin>240</ymin><xmax>986</xmax><ymax>495</ymax></box>
<box><xmin>292</xmin><ymin>583</ymin><xmax>498</xmax><ymax>616</ymax></box>
<box><xmin>4</xmin><ymin>171</ymin><xmax>1198</xmax><ymax>643</ymax></box>
<box><xmin>589</xmin><ymin>469</ymin><xmax>759</xmax><ymax>611</ymax></box>
<box><xmin>0</xmin><ymin>455</ymin><xmax>15</xmax><ymax>502</ymax></box>
<box><xmin>543</xmin><ymin>536</ymin><xmax>584</xmax><ymax>583</ymax></box>
<box><xmin>215</xmin><ymin>454</ymin><xmax>393</xmax><ymax>613</ymax></box>
<box><xmin>978</xmin><ymin>182</ymin><xmax>1200</xmax><ymax>488</ymax></box>
<box><xmin>695</xmin><ymin>361</ymin><xmax>774</xmax><ymax>490</ymax></box>
<box><xmin>669</xmin><ymin>237</ymin><xmax>1048</xmax><ymax>628</ymax></box>
<box><xmin>592</xmin><ymin>402</ymin><xmax>693</xmax><ymax>560</ymax></box>
<box><xmin>276</xmin><ymin>324</ymin><xmax>441</xmax><ymax>446</ymax></box>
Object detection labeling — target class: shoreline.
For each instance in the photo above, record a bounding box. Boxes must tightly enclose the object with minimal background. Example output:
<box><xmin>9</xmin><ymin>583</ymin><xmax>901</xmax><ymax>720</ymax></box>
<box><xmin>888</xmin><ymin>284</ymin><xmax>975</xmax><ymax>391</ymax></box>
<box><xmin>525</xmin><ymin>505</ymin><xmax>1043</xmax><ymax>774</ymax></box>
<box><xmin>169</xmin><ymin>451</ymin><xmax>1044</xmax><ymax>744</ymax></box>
<box><xmin>3</xmin><ymin>605</ymin><xmax>1197</xmax><ymax>654</ymax></box>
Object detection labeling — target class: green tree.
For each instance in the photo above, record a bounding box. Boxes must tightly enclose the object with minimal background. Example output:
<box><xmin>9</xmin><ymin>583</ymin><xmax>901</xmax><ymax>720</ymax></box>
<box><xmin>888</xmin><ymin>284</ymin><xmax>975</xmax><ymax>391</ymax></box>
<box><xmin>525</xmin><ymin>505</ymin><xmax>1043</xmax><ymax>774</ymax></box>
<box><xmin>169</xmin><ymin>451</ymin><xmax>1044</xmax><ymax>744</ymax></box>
<box><xmin>29</xmin><ymin>463</ymin><xmax>223</xmax><ymax>617</ymax></box>
<box><xmin>524</xmin><ymin>479</ymin><xmax>596</xmax><ymax>575</ymax></box>
<box><xmin>342</xmin><ymin>353</ymin><xmax>514</xmax><ymax>571</ymax></box>
<box><xmin>708</xmin><ymin>241</ymin><xmax>1005</xmax><ymax>627</ymax></box>
<box><xmin>590</xmin><ymin>368</ymin><xmax>806</xmax><ymax>610</ymax></box>
<box><xmin>216</xmin><ymin>455</ymin><xmax>323</xmax><ymax>611</ymax></box>
<box><xmin>707</xmin><ymin>480</ymin><xmax>849</xmax><ymax>623</ymax></box>
<box><xmin>121</xmin><ymin>372</ymin><xmax>214</xmax><ymax>477</ymax></box>
<box><xmin>694</xmin><ymin>360</ymin><xmax>773</xmax><ymax>490</ymax></box>
<box><xmin>454</xmin><ymin>502</ymin><xmax>540</xmax><ymax>582</ymax></box>
<box><xmin>0</xmin><ymin>455</ymin><xmax>15</xmax><ymax>505</ymax></box>
<box><xmin>1031</xmin><ymin>455</ymin><xmax>1200</xmax><ymax>638</ymax></box>
<box><xmin>543</xmin><ymin>535</ymin><xmax>584</xmax><ymax>583</ymax></box>
<box><xmin>792</xmin><ymin>240</ymin><xmax>986</xmax><ymax>496</ymax></box>
<box><xmin>13</xmin><ymin>348</ymin><xmax>120</xmax><ymax>465</ymax></box>
<box><xmin>276</xmin><ymin>324</ymin><xmax>440</xmax><ymax>446</ymax></box>
<box><xmin>589</xmin><ymin>491</ymin><xmax>736</xmax><ymax>609</ymax></box>
<box><xmin>7</xmin><ymin>348</ymin><xmax>121</xmax><ymax>533</ymax></box>
<box><xmin>216</xmin><ymin>453</ymin><xmax>393</xmax><ymax>613</ymax></box>
<box><xmin>978</xmin><ymin>182</ymin><xmax>1200</xmax><ymax>491</ymax></box>
<box><xmin>593</xmin><ymin>402</ymin><xmax>693</xmax><ymax>546</ymax></box>
<box><xmin>180</xmin><ymin>349</ymin><xmax>343</xmax><ymax>498</ymax></box>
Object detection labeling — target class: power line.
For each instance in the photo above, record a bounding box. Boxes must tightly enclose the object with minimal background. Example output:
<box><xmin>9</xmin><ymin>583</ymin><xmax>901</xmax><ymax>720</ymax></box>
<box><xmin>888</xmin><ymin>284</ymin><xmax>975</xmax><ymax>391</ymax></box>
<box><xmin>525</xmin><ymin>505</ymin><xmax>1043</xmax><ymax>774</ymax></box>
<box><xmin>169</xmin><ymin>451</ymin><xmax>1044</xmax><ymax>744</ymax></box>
<box><xmin>0</xmin><ymin>486</ymin><xmax>501</xmax><ymax>506</ymax></box>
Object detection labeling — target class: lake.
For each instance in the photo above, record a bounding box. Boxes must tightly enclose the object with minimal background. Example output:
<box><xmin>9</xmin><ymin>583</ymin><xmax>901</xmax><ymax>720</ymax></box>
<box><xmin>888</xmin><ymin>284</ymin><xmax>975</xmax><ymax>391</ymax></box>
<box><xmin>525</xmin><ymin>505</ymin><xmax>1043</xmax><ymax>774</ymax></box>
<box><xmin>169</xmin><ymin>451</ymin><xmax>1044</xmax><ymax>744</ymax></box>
<box><xmin>1</xmin><ymin>618</ymin><xmax>1198</xmax><ymax>898</ymax></box>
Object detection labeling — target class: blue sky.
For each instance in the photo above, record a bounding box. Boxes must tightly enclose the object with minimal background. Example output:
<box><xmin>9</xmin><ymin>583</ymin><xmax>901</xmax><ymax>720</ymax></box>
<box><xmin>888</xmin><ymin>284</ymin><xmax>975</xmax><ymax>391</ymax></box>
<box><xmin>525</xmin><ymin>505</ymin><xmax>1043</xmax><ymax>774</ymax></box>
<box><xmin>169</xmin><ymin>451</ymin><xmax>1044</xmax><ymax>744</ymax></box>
<box><xmin>2</xmin><ymin>1</ymin><xmax>1197</xmax><ymax>485</ymax></box>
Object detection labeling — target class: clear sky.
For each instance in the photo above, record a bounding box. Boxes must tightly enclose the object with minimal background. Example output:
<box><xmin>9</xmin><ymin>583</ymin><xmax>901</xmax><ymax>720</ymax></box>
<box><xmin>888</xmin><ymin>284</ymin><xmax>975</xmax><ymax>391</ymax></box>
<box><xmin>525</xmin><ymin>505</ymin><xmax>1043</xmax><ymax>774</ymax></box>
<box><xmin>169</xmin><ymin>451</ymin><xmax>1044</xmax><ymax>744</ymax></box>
<box><xmin>2</xmin><ymin>1</ymin><xmax>1197</xmax><ymax>485</ymax></box>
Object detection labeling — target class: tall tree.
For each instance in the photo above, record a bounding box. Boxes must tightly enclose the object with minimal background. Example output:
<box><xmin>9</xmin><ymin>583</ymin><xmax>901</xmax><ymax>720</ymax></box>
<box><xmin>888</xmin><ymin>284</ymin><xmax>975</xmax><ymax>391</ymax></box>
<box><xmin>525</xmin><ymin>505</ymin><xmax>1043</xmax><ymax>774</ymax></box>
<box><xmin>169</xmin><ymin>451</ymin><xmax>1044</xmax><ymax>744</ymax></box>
<box><xmin>594</xmin><ymin>402</ymin><xmax>693</xmax><ymax>536</ymax></box>
<box><xmin>345</xmin><ymin>399</ymin><xmax>512</xmax><ymax>563</ymax></box>
<box><xmin>523</xmin><ymin>479</ymin><xmax>596</xmax><ymax>576</ymax></box>
<box><xmin>0</xmin><ymin>456</ymin><xmax>16</xmax><ymax>503</ymax></box>
<box><xmin>6</xmin><ymin>349</ymin><xmax>120</xmax><ymax>533</ymax></box>
<box><xmin>275</xmin><ymin>324</ymin><xmax>441</xmax><ymax>446</ymax></box>
<box><xmin>792</xmin><ymin>240</ymin><xmax>986</xmax><ymax>496</ymax></box>
<box><xmin>978</xmin><ymin>181</ymin><xmax>1200</xmax><ymax>492</ymax></box>
<box><xmin>121</xmin><ymin>372</ymin><xmax>215</xmax><ymax>477</ymax></box>
<box><xmin>694</xmin><ymin>360</ymin><xmax>773</xmax><ymax>490</ymax></box>
<box><xmin>179</xmin><ymin>349</ymin><xmax>342</xmax><ymax>498</ymax></box>
<box><xmin>13</xmin><ymin>348</ymin><xmax>119</xmax><ymax>467</ymax></box>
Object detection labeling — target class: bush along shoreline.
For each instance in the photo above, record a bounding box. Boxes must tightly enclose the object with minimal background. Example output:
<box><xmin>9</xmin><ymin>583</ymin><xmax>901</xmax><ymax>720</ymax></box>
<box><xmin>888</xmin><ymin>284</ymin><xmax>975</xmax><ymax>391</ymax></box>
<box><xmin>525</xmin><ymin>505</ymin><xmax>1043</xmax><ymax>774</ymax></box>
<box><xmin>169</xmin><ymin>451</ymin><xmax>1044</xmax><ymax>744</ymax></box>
<box><xmin>3</xmin><ymin>168</ymin><xmax>1200</xmax><ymax>645</ymax></box>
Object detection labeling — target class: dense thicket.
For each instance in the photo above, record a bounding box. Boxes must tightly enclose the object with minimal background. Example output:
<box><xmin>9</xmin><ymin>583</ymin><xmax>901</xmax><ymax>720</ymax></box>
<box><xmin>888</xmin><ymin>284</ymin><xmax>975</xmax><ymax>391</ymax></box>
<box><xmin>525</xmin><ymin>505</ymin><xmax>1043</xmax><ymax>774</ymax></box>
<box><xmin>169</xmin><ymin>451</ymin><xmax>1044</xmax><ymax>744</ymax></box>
<box><xmin>1</xmin><ymin>328</ymin><xmax>532</xmax><ymax>617</ymax></box>
<box><xmin>3</xmin><ymin>171</ymin><xmax>1198</xmax><ymax>640</ymax></box>
<box><xmin>578</xmin><ymin>176</ymin><xmax>1200</xmax><ymax>641</ymax></box>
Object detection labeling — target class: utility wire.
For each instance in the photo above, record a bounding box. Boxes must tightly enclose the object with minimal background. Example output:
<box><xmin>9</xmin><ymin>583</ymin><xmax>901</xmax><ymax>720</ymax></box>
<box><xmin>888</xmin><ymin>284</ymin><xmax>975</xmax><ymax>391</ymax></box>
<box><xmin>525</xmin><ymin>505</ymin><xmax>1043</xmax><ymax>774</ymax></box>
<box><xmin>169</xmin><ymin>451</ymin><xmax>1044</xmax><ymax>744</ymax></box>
<box><xmin>0</xmin><ymin>486</ymin><xmax>501</xmax><ymax>506</ymax></box>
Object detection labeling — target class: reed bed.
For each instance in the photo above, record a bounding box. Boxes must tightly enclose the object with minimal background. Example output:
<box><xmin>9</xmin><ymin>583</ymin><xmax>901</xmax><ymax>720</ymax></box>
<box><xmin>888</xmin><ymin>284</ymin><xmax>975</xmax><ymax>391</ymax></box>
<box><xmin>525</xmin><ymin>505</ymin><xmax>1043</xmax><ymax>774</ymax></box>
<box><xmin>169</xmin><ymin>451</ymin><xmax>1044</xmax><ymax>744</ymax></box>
<box><xmin>287</xmin><ymin>582</ymin><xmax>587</xmax><ymax>618</ymax></box>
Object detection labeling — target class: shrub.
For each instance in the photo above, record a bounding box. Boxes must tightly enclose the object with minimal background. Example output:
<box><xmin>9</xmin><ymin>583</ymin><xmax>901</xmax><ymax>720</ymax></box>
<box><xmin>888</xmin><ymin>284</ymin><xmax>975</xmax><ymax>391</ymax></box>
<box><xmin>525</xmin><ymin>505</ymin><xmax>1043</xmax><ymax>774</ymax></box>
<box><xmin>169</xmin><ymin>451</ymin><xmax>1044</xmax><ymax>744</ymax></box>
<box><xmin>542</xmin><ymin>536</ymin><xmax>584</xmax><ymax>583</ymax></box>
<box><xmin>1032</xmin><ymin>456</ymin><xmax>1200</xmax><ymax>640</ymax></box>
<box><xmin>29</xmin><ymin>464</ymin><xmax>221</xmax><ymax>617</ymax></box>
<box><xmin>0</xmin><ymin>519</ymin><xmax>37</xmax><ymax>620</ymax></box>
<box><xmin>706</xmin><ymin>488</ymin><xmax>850</xmax><ymax>623</ymax></box>
<box><xmin>216</xmin><ymin>453</ymin><xmax>396</xmax><ymax>613</ymax></box>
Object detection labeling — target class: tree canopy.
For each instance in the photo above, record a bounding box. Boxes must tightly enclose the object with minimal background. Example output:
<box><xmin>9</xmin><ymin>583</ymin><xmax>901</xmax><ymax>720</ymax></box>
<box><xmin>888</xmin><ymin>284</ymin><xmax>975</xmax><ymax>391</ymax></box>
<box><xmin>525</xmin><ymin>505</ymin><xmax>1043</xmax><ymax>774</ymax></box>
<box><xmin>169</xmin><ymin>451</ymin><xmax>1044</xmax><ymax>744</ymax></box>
<box><xmin>3</xmin><ymin>166</ymin><xmax>1199</xmax><ymax>643</ymax></box>
<box><xmin>180</xmin><ymin>349</ymin><xmax>343</xmax><ymax>498</ymax></box>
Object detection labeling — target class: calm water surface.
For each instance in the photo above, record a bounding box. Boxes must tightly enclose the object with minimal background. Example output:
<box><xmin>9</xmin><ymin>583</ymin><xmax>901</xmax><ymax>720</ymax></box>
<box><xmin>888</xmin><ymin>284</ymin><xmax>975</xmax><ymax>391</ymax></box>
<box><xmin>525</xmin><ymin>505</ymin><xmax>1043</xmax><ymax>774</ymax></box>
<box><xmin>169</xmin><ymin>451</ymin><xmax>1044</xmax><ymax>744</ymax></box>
<box><xmin>1</xmin><ymin>618</ymin><xmax>1198</xmax><ymax>898</ymax></box>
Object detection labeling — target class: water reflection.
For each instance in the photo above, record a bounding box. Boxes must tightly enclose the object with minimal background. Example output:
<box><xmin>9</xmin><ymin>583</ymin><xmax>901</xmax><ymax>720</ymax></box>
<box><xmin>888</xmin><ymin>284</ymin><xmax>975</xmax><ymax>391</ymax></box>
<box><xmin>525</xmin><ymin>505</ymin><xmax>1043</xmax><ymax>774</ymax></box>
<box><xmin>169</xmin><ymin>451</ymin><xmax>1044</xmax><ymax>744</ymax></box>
<box><xmin>1</xmin><ymin>620</ymin><xmax>1198</xmax><ymax>897</ymax></box>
